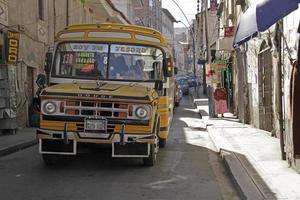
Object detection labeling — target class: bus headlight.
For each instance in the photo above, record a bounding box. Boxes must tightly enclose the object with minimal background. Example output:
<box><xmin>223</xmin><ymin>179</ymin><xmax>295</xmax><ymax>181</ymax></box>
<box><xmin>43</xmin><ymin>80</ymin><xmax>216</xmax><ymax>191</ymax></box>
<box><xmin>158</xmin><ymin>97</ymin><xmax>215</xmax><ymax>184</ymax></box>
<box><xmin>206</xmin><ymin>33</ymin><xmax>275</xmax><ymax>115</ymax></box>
<box><xmin>43</xmin><ymin>101</ymin><xmax>57</xmax><ymax>114</ymax></box>
<box><xmin>135</xmin><ymin>106</ymin><xmax>149</xmax><ymax>119</ymax></box>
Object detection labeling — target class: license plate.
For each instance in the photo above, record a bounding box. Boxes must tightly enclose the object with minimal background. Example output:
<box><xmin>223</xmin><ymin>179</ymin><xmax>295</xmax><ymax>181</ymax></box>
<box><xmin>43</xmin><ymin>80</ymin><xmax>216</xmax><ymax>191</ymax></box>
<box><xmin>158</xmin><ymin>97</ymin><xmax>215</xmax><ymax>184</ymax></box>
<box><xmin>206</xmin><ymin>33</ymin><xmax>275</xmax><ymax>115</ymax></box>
<box><xmin>84</xmin><ymin>118</ymin><xmax>107</xmax><ymax>131</ymax></box>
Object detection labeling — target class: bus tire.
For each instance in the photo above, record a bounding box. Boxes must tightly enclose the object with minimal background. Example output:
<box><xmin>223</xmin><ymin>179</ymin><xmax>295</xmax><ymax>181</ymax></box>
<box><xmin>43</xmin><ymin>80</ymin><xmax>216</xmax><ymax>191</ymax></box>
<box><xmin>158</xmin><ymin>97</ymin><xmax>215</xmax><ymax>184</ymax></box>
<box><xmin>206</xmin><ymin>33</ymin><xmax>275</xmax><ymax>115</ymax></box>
<box><xmin>143</xmin><ymin>117</ymin><xmax>159</xmax><ymax>166</ymax></box>
<box><xmin>143</xmin><ymin>143</ymin><xmax>156</xmax><ymax>166</ymax></box>
<box><xmin>159</xmin><ymin>137</ymin><xmax>166</xmax><ymax>148</ymax></box>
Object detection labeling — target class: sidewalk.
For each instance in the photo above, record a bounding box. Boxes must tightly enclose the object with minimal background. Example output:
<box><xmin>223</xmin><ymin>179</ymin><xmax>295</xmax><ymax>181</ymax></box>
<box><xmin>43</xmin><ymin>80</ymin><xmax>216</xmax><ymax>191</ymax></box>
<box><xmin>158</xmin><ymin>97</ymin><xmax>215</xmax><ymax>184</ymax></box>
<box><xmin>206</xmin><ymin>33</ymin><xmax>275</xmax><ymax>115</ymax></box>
<box><xmin>191</xmin><ymin>89</ymin><xmax>300</xmax><ymax>200</ymax></box>
<box><xmin>0</xmin><ymin>127</ymin><xmax>37</xmax><ymax>157</ymax></box>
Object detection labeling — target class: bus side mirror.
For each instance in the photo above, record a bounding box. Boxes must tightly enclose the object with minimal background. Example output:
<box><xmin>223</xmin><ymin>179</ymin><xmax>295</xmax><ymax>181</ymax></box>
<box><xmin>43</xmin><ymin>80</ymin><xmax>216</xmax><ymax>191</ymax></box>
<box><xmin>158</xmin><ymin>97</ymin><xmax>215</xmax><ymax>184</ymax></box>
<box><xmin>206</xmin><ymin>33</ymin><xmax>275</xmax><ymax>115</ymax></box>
<box><xmin>154</xmin><ymin>80</ymin><xmax>163</xmax><ymax>91</ymax></box>
<box><xmin>163</xmin><ymin>58</ymin><xmax>173</xmax><ymax>77</ymax></box>
<box><xmin>44</xmin><ymin>52</ymin><xmax>53</xmax><ymax>74</ymax></box>
<box><xmin>36</xmin><ymin>74</ymin><xmax>46</xmax><ymax>89</ymax></box>
<box><xmin>174</xmin><ymin>67</ymin><xmax>178</xmax><ymax>75</ymax></box>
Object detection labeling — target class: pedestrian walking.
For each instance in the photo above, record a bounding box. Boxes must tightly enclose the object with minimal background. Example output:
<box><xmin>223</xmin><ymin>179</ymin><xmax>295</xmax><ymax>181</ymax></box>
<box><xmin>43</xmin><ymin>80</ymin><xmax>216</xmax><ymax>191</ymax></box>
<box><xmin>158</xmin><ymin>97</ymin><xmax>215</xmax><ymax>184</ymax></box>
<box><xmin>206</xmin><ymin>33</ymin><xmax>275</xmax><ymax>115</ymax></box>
<box><xmin>214</xmin><ymin>83</ymin><xmax>228</xmax><ymax>117</ymax></box>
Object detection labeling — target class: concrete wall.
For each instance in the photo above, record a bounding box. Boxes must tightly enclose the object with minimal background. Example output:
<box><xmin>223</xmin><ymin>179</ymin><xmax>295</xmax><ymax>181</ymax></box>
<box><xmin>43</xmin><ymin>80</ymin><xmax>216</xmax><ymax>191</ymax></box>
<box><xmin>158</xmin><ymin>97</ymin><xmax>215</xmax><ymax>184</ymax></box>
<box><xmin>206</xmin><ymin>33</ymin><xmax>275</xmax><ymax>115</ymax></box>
<box><xmin>161</xmin><ymin>9</ymin><xmax>175</xmax><ymax>52</ymax></box>
<box><xmin>133</xmin><ymin>0</ymin><xmax>162</xmax><ymax>32</ymax></box>
<box><xmin>246</xmin><ymin>40</ymin><xmax>260</xmax><ymax>127</ymax></box>
<box><xmin>0</xmin><ymin>0</ymin><xmax>129</xmax><ymax>129</ymax></box>
<box><xmin>282</xmin><ymin>7</ymin><xmax>300</xmax><ymax>171</ymax></box>
<box><xmin>111</xmin><ymin>0</ymin><xmax>133</xmax><ymax>23</ymax></box>
<box><xmin>174</xmin><ymin>28</ymin><xmax>188</xmax><ymax>71</ymax></box>
<box><xmin>7</xmin><ymin>0</ymin><xmax>49</xmax><ymax>127</ymax></box>
<box><xmin>233</xmin><ymin>0</ymin><xmax>300</xmax><ymax>172</ymax></box>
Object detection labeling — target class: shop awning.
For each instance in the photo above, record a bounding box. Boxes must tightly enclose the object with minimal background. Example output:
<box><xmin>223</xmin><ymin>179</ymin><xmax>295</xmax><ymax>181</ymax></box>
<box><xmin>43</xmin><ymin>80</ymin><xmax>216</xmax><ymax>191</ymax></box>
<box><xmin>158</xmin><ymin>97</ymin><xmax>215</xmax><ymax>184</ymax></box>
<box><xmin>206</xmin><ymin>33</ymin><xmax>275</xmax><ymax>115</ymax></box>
<box><xmin>233</xmin><ymin>0</ymin><xmax>299</xmax><ymax>48</ymax></box>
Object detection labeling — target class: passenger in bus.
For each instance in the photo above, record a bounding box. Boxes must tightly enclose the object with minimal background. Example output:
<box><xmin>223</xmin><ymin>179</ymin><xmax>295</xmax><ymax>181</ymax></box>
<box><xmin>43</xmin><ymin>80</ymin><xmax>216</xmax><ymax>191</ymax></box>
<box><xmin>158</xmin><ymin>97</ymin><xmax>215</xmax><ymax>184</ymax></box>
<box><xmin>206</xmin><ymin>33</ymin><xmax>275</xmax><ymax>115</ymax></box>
<box><xmin>134</xmin><ymin>59</ymin><xmax>150</xmax><ymax>80</ymax></box>
<box><xmin>95</xmin><ymin>54</ymin><xmax>107</xmax><ymax>78</ymax></box>
<box><xmin>110</xmin><ymin>55</ymin><xmax>129</xmax><ymax>78</ymax></box>
<box><xmin>133</xmin><ymin>59</ymin><xmax>145</xmax><ymax>77</ymax></box>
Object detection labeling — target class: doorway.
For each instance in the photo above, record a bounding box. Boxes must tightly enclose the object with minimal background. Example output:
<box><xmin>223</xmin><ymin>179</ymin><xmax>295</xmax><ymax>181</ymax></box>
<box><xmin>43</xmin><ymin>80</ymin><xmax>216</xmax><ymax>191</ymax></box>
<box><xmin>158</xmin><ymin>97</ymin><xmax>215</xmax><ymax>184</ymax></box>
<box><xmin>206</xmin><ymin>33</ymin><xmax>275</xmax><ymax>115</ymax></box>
<box><xmin>27</xmin><ymin>67</ymin><xmax>35</xmax><ymax>126</ymax></box>
<box><xmin>258</xmin><ymin>42</ymin><xmax>273</xmax><ymax>132</ymax></box>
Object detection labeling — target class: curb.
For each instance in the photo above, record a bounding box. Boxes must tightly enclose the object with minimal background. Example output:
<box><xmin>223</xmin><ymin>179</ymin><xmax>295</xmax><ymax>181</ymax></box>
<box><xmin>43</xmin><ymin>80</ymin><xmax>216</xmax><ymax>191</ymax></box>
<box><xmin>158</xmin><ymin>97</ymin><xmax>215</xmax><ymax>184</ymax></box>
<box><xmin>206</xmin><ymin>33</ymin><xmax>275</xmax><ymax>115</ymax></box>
<box><xmin>220</xmin><ymin>149</ymin><xmax>264</xmax><ymax>200</ymax></box>
<box><xmin>207</xmin><ymin>125</ymin><xmax>268</xmax><ymax>200</ymax></box>
<box><xmin>0</xmin><ymin>139</ymin><xmax>38</xmax><ymax>157</ymax></box>
<box><xmin>193</xmin><ymin>94</ymin><xmax>275</xmax><ymax>199</ymax></box>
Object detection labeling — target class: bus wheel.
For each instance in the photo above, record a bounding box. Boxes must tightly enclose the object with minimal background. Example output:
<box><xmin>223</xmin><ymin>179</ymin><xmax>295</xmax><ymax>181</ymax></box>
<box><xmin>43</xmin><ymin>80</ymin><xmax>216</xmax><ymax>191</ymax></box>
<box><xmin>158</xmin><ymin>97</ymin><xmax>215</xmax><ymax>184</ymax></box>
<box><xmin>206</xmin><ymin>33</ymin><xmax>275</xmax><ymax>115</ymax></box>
<box><xmin>143</xmin><ymin>143</ymin><xmax>157</xmax><ymax>166</ymax></box>
<box><xmin>143</xmin><ymin>126</ymin><xmax>159</xmax><ymax>166</ymax></box>
<box><xmin>159</xmin><ymin>137</ymin><xmax>166</xmax><ymax>148</ymax></box>
<box><xmin>42</xmin><ymin>154</ymin><xmax>61</xmax><ymax>165</ymax></box>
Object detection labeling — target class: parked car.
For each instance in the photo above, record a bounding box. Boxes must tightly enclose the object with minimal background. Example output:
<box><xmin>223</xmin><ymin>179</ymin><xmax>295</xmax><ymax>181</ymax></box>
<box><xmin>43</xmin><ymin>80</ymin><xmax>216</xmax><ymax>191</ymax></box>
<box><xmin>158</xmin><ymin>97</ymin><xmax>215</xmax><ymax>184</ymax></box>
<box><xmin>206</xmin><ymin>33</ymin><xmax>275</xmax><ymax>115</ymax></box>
<box><xmin>176</xmin><ymin>74</ymin><xmax>188</xmax><ymax>80</ymax></box>
<box><xmin>174</xmin><ymin>79</ymin><xmax>182</xmax><ymax>107</ymax></box>
<box><xmin>187</xmin><ymin>75</ymin><xmax>197</xmax><ymax>87</ymax></box>
<box><xmin>177</xmin><ymin>77</ymin><xmax>189</xmax><ymax>95</ymax></box>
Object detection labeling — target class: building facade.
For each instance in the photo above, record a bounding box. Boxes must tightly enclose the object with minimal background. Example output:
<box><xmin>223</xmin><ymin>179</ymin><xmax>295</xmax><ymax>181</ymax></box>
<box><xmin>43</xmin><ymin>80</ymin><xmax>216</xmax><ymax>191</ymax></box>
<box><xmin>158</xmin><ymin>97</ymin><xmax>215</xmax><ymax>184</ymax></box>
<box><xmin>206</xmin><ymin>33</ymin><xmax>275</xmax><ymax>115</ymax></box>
<box><xmin>161</xmin><ymin>8</ymin><xmax>176</xmax><ymax>55</ymax></box>
<box><xmin>174</xmin><ymin>28</ymin><xmax>188</xmax><ymax>72</ymax></box>
<box><xmin>0</xmin><ymin>0</ymin><xmax>129</xmax><ymax>132</ymax></box>
<box><xmin>133</xmin><ymin>0</ymin><xmax>162</xmax><ymax>32</ymax></box>
<box><xmin>212</xmin><ymin>0</ymin><xmax>300</xmax><ymax>172</ymax></box>
<box><xmin>110</xmin><ymin>0</ymin><xmax>134</xmax><ymax>23</ymax></box>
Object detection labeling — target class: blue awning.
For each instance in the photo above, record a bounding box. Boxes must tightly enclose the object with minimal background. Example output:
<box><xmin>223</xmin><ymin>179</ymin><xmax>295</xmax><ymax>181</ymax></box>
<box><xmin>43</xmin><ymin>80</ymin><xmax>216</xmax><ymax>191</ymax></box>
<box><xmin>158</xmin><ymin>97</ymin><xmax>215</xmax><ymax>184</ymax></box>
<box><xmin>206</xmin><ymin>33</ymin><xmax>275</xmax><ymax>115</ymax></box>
<box><xmin>233</xmin><ymin>0</ymin><xmax>299</xmax><ymax>48</ymax></box>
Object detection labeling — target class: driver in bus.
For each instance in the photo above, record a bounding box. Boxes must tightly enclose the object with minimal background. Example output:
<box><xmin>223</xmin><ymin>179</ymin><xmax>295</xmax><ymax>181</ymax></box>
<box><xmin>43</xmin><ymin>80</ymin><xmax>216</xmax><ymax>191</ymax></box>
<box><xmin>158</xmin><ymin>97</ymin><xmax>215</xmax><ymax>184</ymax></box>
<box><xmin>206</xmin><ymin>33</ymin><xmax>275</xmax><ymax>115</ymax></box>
<box><xmin>125</xmin><ymin>59</ymin><xmax>149</xmax><ymax>80</ymax></box>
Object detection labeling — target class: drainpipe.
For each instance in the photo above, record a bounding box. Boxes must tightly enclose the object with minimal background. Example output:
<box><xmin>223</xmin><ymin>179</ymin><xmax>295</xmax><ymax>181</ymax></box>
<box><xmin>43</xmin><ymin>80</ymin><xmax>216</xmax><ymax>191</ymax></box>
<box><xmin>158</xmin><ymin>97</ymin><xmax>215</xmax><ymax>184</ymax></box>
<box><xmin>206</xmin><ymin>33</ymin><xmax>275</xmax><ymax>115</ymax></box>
<box><xmin>66</xmin><ymin>0</ymin><xmax>69</xmax><ymax>26</ymax></box>
<box><xmin>204</xmin><ymin>0</ymin><xmax>214</xmax><ymax>117</ymax></box>
<box><xmin>277</xmin><ymin>21</ymin><xmax>286</xmax><ymax>160</ymax></box>
<box><xmin>53</xmin><ymin>0</ymin><xmax>56</xmax><ymax>35</ymax></box>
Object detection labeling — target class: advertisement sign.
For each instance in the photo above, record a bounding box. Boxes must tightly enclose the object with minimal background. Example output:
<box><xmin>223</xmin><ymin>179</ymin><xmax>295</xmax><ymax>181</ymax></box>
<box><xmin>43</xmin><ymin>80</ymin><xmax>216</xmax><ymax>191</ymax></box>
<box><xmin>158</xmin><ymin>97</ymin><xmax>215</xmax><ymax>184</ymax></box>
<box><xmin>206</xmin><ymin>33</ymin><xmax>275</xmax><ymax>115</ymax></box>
<box><xmin>7</xmin><ymin>31</ymin><xmax>20</xmax><ymax>64</ymax></box>
<box><xmin>205</xmin><ymin>64</ymin><xmax>216</xmax><ymax>85</ymax></box>
<box><xmin>212</xmin><ymin>60</ymin><xmax>226</xmax><ymax>72</ymax></box>
<box><xmin>75</xmin><ymin>52</ymin><xmax>95</xmax><ymax>64</ymax></box>
<box><xmin>206</xmin><ymin>60</ymin><xmax>227</xmax><ymax>85</ymax></box>
<box><xmin>111</xmin><ymin>44</ymin><xmax>150</xmax><ymax>55</ymax></box>
<box><xmin>70</xmin><ymin>43</ymin><xmax>108</xmax><ymax>52</ymax></box>
<box><xmin>61</xmin><ymin>51</ymin><xmax>96</xmax><ymax>66</ymax></box>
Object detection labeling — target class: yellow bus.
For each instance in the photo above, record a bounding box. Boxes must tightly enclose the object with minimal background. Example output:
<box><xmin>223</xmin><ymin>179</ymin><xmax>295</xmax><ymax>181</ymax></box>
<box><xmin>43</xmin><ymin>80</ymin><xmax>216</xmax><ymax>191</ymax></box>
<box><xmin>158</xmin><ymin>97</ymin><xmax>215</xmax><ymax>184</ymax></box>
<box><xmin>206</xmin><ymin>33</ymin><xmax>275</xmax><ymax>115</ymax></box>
<box><xmin>36</xmin><ymin>23</ymin><xmax>175</xmax><ymax>166</ymax></box>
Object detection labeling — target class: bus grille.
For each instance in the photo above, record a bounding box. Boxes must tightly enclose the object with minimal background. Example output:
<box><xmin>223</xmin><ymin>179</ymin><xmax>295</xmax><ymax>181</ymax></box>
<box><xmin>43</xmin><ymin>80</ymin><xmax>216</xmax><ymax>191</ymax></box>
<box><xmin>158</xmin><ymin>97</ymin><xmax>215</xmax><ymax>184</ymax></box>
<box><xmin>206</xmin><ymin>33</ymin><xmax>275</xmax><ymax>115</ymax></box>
<box><xmin>63</xmin><ymin>100</ymin><xmax>132</xmax><ymax>118</ymax></box>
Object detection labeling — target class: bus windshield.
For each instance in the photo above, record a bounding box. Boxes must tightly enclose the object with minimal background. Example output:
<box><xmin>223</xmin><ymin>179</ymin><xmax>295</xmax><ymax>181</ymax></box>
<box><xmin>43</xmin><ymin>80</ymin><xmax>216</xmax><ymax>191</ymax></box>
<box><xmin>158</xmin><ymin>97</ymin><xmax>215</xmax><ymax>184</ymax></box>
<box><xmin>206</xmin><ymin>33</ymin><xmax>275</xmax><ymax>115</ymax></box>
<box><xmin>52</xmin><ymin>42</ymin><xmax>165</xmax><ymax>81</ymax></box>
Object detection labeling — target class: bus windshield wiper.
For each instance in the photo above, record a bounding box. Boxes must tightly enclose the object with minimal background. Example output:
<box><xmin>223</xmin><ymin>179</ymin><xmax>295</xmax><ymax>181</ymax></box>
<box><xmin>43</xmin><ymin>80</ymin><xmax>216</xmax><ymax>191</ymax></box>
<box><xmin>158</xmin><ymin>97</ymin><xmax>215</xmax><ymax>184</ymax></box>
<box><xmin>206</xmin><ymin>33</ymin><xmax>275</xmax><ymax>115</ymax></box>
<box><xmin>79</xmin><ymin>82</ymin><xmax>121</xmax><ymax>91</ymax></box>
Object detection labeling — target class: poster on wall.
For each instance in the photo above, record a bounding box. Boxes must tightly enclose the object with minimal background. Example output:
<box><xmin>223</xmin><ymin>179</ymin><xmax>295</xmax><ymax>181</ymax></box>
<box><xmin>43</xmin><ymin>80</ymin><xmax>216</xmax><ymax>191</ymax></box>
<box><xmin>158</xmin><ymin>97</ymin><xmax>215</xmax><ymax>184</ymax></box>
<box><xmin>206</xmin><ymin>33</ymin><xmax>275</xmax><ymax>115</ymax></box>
<box><xmin>6</xmin><ymin>30</ymin><xmax>20</xmax><ymax>65</ymax></box>
<box><xmin>206</xmin><ymin>60</ymin><xmax>227</xmax><ymax>85</ymax></box>
<box><xmin>205</xmin><ymin>64</ymin><xmax>217</xmax><ymax>85</ymax></box>
<box><xmin>212</xmin><ymin>60</ymin><xmax>226</xmax><ymax>72</ymax></box>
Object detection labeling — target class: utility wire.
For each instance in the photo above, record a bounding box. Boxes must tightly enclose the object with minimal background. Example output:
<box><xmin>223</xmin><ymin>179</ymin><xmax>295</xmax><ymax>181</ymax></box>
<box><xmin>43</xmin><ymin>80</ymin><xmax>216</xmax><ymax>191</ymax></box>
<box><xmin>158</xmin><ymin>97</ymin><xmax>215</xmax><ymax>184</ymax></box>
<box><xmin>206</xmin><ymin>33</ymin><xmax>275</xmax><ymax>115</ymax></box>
<box><xmin>170</xmin><ymin>0</ymin><xmax>193</xmax><ymax>29</ymax></box>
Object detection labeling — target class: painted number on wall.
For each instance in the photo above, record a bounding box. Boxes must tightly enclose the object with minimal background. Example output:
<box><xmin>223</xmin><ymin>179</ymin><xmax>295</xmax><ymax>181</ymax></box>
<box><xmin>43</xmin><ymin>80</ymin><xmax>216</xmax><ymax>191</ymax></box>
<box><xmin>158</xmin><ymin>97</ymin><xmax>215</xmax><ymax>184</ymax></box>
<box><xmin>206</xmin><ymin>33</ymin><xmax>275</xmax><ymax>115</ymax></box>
<box><xmin>7</xmin><ymin>31</ymin><xmax>20</xmax><ymax>64</ymax></box>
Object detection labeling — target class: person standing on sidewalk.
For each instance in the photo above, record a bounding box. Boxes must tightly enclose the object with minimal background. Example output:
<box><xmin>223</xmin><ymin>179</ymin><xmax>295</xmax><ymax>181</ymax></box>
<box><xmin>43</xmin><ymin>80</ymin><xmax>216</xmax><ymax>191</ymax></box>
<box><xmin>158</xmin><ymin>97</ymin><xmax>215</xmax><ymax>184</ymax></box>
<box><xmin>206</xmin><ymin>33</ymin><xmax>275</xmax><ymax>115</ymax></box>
<box><xmin>214</xmin><ymin>83</ymin><xmax>228</xmax><ymax>117</ymax></box>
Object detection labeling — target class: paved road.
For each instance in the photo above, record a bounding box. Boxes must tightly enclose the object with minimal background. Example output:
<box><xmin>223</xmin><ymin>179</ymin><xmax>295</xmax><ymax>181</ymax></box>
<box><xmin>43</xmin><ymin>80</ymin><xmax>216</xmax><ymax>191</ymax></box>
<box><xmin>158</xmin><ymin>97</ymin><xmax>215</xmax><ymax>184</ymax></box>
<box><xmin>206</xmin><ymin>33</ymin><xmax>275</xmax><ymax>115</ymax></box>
<box><xmin>0</xmin><ymin>95</ymin><xmax>240</xmax><ymax>200</ymax></box>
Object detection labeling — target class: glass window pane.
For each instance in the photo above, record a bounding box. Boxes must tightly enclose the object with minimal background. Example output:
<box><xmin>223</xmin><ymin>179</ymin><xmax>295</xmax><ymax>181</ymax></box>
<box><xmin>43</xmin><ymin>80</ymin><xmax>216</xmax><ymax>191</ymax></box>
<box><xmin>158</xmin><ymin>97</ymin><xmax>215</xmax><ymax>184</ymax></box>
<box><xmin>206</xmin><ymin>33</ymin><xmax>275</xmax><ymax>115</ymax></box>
<box><xmin>108</xmin><ymin>44</ymin><xmax>164</xmax><ymax>81</ymax></box>
<box><xmin>53</xmin><ymin>43</ymin><xmax>109</xmax><ymax>79</ymax></box>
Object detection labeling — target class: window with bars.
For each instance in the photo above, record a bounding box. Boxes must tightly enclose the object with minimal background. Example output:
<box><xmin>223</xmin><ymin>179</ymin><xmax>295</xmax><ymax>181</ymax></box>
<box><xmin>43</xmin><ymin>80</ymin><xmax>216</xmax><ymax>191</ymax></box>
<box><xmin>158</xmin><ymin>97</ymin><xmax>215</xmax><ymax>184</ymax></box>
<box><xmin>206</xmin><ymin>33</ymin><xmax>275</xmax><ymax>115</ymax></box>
<box><xmin>38</xmin><ymin>0</ymin><xmax>44</xmax><ymax>20</ymax></box>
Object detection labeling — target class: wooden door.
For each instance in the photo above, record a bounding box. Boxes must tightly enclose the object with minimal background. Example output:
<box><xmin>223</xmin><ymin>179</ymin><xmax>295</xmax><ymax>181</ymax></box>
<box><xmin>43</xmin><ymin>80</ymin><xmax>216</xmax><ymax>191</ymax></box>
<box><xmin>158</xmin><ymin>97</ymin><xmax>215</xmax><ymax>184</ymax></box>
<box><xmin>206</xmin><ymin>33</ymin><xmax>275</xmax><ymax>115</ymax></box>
<box><xmin>27</xmin><ymin>67</ymin><xmax>34</xmax><ymax>126</ymax></box>
<box><xmin>258</xmin><ymin>48</ymin><xmax>273</xmax><ymax>132</ymax></box>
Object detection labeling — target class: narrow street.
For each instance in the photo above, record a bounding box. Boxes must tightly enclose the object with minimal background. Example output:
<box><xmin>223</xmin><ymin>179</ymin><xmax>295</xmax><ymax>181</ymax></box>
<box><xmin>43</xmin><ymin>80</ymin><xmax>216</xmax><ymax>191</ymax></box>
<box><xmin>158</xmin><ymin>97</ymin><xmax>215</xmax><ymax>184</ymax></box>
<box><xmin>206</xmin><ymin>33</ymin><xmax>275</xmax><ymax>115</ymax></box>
<box><xmin>0</xmin><ymin>0</ymin><xmax>299</xmax><ymax>199</ymax></box>
<box><xmin>0</xmin><ymin>95</ymin><xmax>240</xmax><ymax>200</ymax></box>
